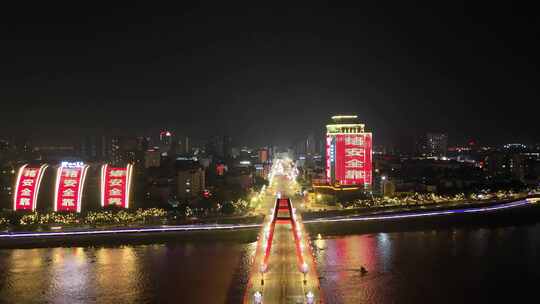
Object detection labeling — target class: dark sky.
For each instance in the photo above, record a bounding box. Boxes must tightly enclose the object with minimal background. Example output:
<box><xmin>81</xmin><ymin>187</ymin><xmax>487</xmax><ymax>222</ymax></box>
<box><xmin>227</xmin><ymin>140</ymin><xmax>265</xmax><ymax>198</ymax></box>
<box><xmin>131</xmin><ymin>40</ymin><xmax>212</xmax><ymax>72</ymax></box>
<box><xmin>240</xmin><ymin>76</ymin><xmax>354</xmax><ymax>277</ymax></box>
<box><xmin>1</xmin><ymin>2</ymin><xmax>538</xmax><ymax>147</ymax></box>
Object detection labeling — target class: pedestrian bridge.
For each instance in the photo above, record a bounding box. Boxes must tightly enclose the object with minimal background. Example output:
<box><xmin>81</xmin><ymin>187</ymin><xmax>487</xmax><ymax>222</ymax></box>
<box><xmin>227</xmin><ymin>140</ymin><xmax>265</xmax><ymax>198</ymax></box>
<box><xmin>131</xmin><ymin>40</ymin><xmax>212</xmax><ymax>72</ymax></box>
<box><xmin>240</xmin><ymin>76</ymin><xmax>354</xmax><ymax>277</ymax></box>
<box><xmin>244</xmin><ymin>196</ymin><xmax>322</xmax><ymax>304</ymax></box>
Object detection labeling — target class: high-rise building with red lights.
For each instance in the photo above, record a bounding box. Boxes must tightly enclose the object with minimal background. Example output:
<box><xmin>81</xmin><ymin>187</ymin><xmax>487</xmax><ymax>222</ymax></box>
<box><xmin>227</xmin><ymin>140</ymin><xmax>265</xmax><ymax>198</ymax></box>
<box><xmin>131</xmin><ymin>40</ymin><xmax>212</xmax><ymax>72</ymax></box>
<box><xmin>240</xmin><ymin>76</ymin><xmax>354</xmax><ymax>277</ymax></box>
<box><xmin>325</xmin><ymin>115</ymin><xmax>372</xmax><ymax>190</ymax></box>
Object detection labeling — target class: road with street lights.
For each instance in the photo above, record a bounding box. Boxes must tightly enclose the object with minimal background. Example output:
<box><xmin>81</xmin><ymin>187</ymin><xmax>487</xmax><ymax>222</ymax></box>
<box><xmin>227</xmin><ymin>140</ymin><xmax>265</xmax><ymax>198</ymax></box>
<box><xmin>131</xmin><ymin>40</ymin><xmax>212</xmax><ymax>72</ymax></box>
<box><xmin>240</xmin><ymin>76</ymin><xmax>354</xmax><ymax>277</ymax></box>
<box><xmin>244</xmin><ymin>158</ymin><xmax>321</xmax><ymax>304</ymax></box>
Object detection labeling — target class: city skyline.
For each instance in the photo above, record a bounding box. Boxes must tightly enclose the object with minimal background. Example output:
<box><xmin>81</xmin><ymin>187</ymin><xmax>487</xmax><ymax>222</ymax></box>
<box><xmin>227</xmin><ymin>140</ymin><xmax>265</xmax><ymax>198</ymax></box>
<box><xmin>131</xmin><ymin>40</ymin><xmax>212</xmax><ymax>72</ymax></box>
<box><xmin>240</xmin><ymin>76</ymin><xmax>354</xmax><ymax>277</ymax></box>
<box><xmin>1</xmin><ymin>124</ymin><xmax>539</xmax><ymax>155</ymax></box>
<box><xmin>1</xmin><ymin>3</ymin><xmax>540</xmax><ymax>302</ymax></box>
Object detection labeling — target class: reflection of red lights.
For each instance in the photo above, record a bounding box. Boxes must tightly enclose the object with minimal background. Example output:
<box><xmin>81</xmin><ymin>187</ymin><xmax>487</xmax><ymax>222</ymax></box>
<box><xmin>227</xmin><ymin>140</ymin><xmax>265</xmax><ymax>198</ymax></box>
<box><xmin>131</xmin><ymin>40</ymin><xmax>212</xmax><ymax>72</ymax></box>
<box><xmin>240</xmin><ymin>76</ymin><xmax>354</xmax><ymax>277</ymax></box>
<box><xmin>358</xmin><ymin>235</ymin><xmax>377</xmax><ymax>268</ymax></box>
<box><xmin>329</xmin><ymin>235</ymin><xmax>378</xmax><ymax>281</ymax></box>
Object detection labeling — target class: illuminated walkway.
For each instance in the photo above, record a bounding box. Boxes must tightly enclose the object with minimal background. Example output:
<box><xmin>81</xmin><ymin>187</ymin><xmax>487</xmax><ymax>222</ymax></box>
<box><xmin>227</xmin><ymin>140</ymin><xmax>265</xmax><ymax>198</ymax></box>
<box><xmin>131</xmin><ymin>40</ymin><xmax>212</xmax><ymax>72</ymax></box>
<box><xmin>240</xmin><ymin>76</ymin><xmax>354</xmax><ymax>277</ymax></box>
<box><xmin>244</xmin><ymin>175</ymin><xmax>322</xmax><ymax>304</ymax></box>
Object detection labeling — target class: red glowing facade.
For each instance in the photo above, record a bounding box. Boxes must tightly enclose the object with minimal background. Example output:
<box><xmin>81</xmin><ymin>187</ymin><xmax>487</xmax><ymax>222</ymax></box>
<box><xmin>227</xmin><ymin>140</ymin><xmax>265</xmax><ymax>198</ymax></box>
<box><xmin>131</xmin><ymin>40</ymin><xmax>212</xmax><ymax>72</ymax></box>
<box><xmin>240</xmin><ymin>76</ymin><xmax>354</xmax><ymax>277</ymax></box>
<box><xmin>326</xmin><ymin>116</ymin><xmax>372</xmax><ymax>189</ymax></box>
<box><xmin>54</xmin><ymin>163</ymin><xmax>89</xmax><ymax>212</ymax></box>
<box><xmin>13</xmin><ymin>164</ymin><xmax>48</xmax><ymax>211</ymax></box>
<box><xmin>100</xmin><ymin>164</ymin><xmax>133</xmax><ymax>208</ymax></box>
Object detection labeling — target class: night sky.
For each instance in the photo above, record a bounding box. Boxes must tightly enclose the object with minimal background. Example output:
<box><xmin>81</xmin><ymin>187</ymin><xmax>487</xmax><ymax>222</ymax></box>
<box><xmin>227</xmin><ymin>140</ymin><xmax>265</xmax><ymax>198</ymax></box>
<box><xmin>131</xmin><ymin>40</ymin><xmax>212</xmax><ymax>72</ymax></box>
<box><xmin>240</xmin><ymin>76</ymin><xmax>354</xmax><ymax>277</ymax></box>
<box><xmin>1</xmin><ymin>2</ymin><xmax>538</xmax><ymax>147</ymax></box>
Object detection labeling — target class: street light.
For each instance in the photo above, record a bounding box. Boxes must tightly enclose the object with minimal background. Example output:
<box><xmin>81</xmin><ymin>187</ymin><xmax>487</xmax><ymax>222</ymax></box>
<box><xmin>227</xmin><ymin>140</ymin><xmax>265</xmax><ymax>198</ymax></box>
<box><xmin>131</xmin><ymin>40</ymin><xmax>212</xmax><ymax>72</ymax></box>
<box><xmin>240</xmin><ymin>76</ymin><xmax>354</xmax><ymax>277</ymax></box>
<box><xmin>306</xmin><ymin>291</ymin><xmax>315</xmax><ymax>304</ymax></box>
<box><xmin>254</xmin><ymin>291</ymin><xmax>263</xmax><ymax>304</ymax></box>
<box><xmin>380</xmin><ymin>175</ymin><xmax>387</xmax><ymax>196</ymax></box>
<box><xmin>301</xmin><ymin>262</ymin><xmax>309</xmax><ymax>285</ymax></box>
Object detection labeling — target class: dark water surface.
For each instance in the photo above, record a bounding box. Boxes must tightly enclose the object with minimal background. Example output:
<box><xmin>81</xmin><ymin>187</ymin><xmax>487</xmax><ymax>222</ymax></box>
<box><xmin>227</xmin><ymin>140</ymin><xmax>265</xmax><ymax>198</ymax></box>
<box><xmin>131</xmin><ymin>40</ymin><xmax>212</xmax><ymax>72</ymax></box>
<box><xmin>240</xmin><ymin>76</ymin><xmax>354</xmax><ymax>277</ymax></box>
<box><xmin>313</xmin><ymin>223</ymin><xmax>540</xmax><ymax>303</ymax></box>
<box><xmin>1</xmin><ymin>224</ymin><xmax>540</xmax><ymax>303</ymax></box>
<box><xmin>0</xmin><ymin>241</ymin><xmax>256</xmax><ymax>304</ymax></box>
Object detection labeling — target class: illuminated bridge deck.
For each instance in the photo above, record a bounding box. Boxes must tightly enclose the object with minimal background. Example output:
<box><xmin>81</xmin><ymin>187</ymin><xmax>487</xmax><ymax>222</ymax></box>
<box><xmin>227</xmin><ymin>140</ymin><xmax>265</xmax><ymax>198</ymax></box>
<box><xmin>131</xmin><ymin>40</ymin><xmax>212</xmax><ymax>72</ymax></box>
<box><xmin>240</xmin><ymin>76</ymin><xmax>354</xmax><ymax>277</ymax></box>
<box><xmin>244</xmin><ymin>197</ymin><xmax>322</xmax><ymax>304</ymax></box>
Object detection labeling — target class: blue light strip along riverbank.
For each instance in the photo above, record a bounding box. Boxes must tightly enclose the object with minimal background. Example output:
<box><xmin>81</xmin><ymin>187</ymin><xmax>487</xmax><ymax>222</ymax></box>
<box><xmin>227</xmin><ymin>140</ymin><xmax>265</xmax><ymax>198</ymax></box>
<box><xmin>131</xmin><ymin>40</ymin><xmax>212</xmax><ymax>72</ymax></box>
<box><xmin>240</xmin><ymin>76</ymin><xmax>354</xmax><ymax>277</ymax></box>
<box><xmin>304</xmin><ymin>199</ymin><xmax>530</xmax><ymax>224</ymax></box>
<box><xmin>0</xmin><ymin>223</ymin><xmax>262</xmax><ymax>239</ymax></box>
<box><xmin>0</xmin><ymin>199</ymin><xmax>532</xmax><ymax>240</ymax></box>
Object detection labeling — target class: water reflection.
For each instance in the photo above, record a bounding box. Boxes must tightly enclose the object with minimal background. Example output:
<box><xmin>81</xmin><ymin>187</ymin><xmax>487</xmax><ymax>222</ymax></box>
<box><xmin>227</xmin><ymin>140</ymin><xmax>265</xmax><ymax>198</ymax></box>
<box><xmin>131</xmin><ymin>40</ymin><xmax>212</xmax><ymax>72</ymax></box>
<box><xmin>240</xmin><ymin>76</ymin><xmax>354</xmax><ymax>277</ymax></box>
<box><xmin>3</xmin><ymin>249</ymin><xmax>50</xmax><ymax>302</ymax></box>
<box><xmin>314</xmin><ymin>224</ymin><xmax>540</xmax><ymax>304</ymax></box>
<box><xmin>0</xmin><ymin>241</ymin><xmax>252</xmax><ymax>304</ymax></box>
<box><xmin>376</xmin><ymin>233</ymin><xmax>392</xmax><ymax>272</ymax></box>
<box><xmin>95</xmin><ymin>246</ymin><xmax>141</xmax><ymax>303</ymax></box>
<box><xmin>1</xmin><ymin>224</ymin><xmax>539</xmax><ymax>304</ymax></box>
<box><xmin>49</xmin><ymin>247</ymin><xmax>93</xmax><ymax>303</ymax></box>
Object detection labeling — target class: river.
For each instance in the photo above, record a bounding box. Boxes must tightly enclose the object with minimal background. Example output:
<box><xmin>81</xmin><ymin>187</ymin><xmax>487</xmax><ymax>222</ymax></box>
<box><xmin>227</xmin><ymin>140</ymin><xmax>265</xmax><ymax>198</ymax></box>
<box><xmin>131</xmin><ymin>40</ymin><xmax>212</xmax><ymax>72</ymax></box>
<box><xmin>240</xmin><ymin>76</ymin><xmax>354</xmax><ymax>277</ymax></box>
<box><xmin>0</xmin><ymin>241</ymin><xmax>255</xmax><ymax>304</ymax></box>
<box><xmin>1</xmin><ymin>223</ymin><xmax>539</xmax><ymax>303</ymax></box>
<box><xmin>313</xmin><ymin>223</ymin><xmax>540</xmax><ymax>303</ymax></box>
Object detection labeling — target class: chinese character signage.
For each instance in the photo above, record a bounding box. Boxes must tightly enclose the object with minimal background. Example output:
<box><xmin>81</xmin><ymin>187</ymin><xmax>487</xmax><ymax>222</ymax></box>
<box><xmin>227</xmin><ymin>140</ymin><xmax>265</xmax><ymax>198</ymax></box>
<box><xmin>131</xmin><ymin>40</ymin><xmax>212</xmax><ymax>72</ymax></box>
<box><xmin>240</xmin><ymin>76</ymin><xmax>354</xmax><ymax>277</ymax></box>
<box><xmin>327</xmin><ymin>133</ymin><xmax>372</xmax><ymax>187</ymax></box>
<box><xmin>13</xmin><ymin>164</ymin><xmax>48</xmax><ymax>211</ymax></box>
<box><xmin>100</xmin><ymin>164</ymin><xmax>133</xmax><ymax>208</ymax></box>
<box><xmin>54</xmin><ymin>163</ymin><xmax>89</xmax><ymax>212</ymax></box>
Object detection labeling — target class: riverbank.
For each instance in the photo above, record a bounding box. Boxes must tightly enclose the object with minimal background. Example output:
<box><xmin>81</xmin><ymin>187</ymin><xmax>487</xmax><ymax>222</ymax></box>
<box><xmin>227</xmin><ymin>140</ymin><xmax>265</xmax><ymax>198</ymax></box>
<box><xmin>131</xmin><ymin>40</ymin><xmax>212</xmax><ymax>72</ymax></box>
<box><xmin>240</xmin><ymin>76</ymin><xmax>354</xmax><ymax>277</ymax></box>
<box><xmin>305</xmin><ymin>199</ymin><xmax>540</xmax><ymax>236</ymax></box>
<box><xmin>2</xmin><ymin>198</ymin><xmax>538</xmax><ymax>249</ymax></box>
<box><xmin>0</xmin><ymin>209</ymin><xmax>264</xmax><ymax>232</ymax></box>
<box><xmin>301</xmin><ymin>197</ymin><xmax>526</xmax><ymax>220</ymax></box>
<box><xmin>0</xmin><ymin>224</ymin><xmax>260</xmax><ymax>249</ymax></box>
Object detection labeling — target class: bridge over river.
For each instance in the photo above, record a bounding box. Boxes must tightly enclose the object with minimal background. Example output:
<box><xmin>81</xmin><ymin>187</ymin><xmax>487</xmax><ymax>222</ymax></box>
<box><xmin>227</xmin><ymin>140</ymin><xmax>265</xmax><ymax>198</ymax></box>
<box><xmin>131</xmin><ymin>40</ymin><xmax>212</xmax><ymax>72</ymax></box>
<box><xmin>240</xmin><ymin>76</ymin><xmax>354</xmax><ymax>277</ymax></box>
<box><xmin>244</xmin><ymin>172</ymin><xmax>322</xmax><ymax>304</ymax></box>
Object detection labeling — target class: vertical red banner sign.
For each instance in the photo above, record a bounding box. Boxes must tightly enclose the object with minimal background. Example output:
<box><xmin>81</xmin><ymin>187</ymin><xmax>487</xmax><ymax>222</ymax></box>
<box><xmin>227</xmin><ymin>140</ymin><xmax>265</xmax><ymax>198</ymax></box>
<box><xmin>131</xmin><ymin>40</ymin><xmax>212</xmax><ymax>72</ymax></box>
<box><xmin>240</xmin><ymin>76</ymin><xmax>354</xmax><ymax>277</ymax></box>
<box><xmin>100</xmin><ymin>164</ymin><xmax>133</xmax><ymax>208</ymax></box>
<box><xmin>363</xmin><ymin>133</ymin><xmax>373</xmax><ymax>187</ymax></box>
<box><xmin>333</xmin><ymin>134</ymin><xmax>373</xmax><ymax>186</ymax></box>
<box><xmin>13</xmin><ymin>164</ymin><xmax>48</xmax><ymax>211</ymax></box>
<box><xmin>54</xmin><ymin>164</ymin><xmax>89</xmax><ymax>212</ymax></box>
